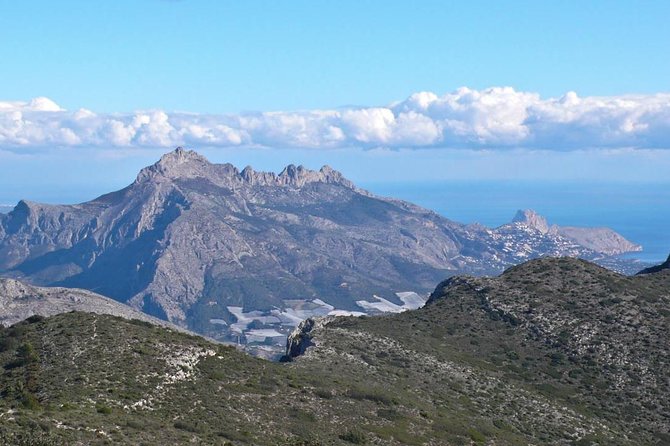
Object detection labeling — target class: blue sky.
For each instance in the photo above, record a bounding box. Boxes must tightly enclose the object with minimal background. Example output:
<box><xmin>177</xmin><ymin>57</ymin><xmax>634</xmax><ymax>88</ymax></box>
<box><xmin>2</xmin><ymin>0</ymin><xmax>670</xmax><ymax>112</ymax></box>
<box><xmin>1</xmin><ymin>0</ymin><xmax>670</xmax><ymax>204</ymax></box>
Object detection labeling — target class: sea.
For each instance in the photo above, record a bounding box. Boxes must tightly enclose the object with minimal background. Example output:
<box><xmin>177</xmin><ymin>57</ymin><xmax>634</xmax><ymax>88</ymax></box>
<box><xmin>361</xmin><ymin>180</ymin><xmax>670</xmax><ymax>264</ymax></box>
<box><xmin>1</xmin><ymin>180</ymin><xmax>668</xmax><ymax>264</ymax></box>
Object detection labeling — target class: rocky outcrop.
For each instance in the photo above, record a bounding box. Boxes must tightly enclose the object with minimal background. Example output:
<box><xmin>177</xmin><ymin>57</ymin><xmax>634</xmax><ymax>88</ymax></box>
<box><xmin>512</xmin><ymin>209</ymin><xmax>550</xmax><ymax>233</ymax></box>
<box><xmin>135</xmin><ymin>147</ymin><xmax>357</xmax><ymax>190</ymax></box>
<box><xmin>281</xmin><ymin>317</ymin><xmax>333</xmax><ymax>361</ymax></box>
<box><xmin>551</xmin><ymin>226</ymin><xmax>642</xmax><ymax>255</ymax></box>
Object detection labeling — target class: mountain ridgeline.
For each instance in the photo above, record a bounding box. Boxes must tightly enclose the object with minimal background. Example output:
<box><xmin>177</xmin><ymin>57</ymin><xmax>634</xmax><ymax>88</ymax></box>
<box><xmin>0</xmin><ymin>148</ymin><xmax>642</xmax><ymax>345</ymax></box>
<box><xmin>0</xmin><ymin>257</ymin><xmax>667</xmax><ymax>445</ymax></box>
<box><xmin>0</xmin><ymin>278</ymin><xmax>183</xmax><ymax>331</ymax></box>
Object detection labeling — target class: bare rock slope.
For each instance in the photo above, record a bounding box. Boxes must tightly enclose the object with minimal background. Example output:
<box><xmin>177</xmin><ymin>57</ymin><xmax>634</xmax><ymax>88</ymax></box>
<box><xmin>0</xmin><ymin>278</ymin><xmax>176</xmax><ymax>329</ymax></box>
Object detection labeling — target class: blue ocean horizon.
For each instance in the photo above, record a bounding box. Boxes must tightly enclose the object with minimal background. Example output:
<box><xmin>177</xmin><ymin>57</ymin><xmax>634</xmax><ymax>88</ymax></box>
<box><xmin>362</xmin><ymin>180</ymin><xmax>670</xmax><ymax>264</ymax></box>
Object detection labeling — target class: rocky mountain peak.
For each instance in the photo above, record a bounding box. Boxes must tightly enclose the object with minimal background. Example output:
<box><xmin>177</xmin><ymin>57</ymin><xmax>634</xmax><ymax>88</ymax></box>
<box><xmin>277</xmin><ymin>163</ymin><xmax>303</xmax><ymax>180</ymax></box>
<box><xmin>154</xmin><ymin>147</ymin><xmax>211</xmax><ymax>171</ymax></box>
<box><xmin>134</xmin><ymin>147</ymin><xmax>217</xmax><ymax>183</ymax></box>
<box><xmin>0</xmin><ymin>148</ymin><xmax>645</xmax><ymax>337</ymax></box>
<box><xmin>11</xmin><ymin>199</ymin><xmax>41</xmax><ymax>213</ymax></box>
<box><xmin>2</xmin><ymin>200</ymin><xmax>53</xmax><ymax>234</ymax></box>
<box><xmin>272</xmin><ymin>163</ymin><xmax>354</xmax><ymax>188</ymax></box>
<box><xmin>512</xmin><ymin>209</ymin><xmax>549</xmax><ymax>233</ymax></box>
<box><xmin>240</xmin><ymin>165</ymin><xmax>254</xmax><ymax>179</ymax></box>
<box><xmin>319</xmin><ymin>165</ymin><xmax>352</xmax><ymax>185</ymax></box>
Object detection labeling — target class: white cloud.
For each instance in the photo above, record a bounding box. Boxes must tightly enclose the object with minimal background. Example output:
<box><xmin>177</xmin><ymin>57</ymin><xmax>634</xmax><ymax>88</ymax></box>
<box><xmin>2</xmin><ymin>87</ymin><xmax>670</xmax><ymax>151</ymax></box>
<box><xmin>0</xmin><ymin>97</ymin><xmax>63</xmax><ymax>113</ymax></box>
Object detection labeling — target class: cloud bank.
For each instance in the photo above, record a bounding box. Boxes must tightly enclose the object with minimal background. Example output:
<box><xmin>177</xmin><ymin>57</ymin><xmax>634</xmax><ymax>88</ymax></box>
<box><xmin>2</xmin><ymin>87</ymin><xmax>670</xmax><ymax>151</ymax></box>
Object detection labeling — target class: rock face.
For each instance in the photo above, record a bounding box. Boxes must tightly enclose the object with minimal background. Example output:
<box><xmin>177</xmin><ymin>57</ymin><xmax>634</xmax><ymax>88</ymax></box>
<box><xmin>0</xmin><ymin>278</ymin><xmax>177</xmax><ymax>329</ymax></box>
<box><xmin>0</xmin><ymin>148</ymin><xmax>642</xmax><ymax>343</ymax></box>
<box><xmin>512</xmin><ymin>209</ymin><xmax>550</xmax><ymax>233</ymax></box>
<box><xmin>282</xmin><ymin>317</ymin><xmax>328</xmax><ymax>361</ymax></box>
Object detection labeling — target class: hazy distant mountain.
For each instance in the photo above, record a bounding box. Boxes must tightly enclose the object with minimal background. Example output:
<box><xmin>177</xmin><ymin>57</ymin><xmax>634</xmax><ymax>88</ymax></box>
<box><xmin>511</xmin><ymin>209</ymin><xmax>641</xmax><ymax>255</ymax></box>
<box><xmin>0</xmin><ymin>148</ymin><xmax>642</xmax><ymax>344</ymax></box>
<box><xmin>0</xmin><ymin>205</ymin><xmax>12</xmax><ymax>214</ymax></box>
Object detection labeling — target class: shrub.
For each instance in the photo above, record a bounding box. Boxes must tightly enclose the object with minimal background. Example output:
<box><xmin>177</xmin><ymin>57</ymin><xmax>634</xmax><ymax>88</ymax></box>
<box><xmin>95</xmin><ymin>404</ymin><xmax>112</xmax><ymax>415</ymax></box>
<box><xmin>21</xmin><ymin>391</ymin><xmax>41</xmax><ymax>410</ymax></box>
<box><xmin>125</xmin><ymin>419</ymin><xmax>145</xmax><ymax>429</ymax></box>
<box><xmin>346</xmin><ymin>388</ymin><xmax>395</xmax><ymax>405</ymax></box>
<box><xmin>0</xmin><ymin>336</ymin><xmax>18</xmax><ymax>353</ymax></box>
<box><xmin>339</xmin><ymin>430</ymin><xmax>367</xmax><ymax>444</ymax></box>
<box><xmin>313</xmin><ymin>388</ymin><xmax>333</xmax><ymax>399</ymax></box>
<box><xmin>468</xmin><ymin>428</ymin><xmax>486</xmax><ymax>444</ymax></box>
<box><xmin>25</xmin><ymin>315</ymin><xmax>46</xmax><ymax>324</ymax></box>
<box><xmin>17</xmin><ymin>343</ymin><xmax>39</xmax><ymax>366</ymax></box>
<box><xmin>0</xmin><ymin>430</ymin><xmax>66</xmax><ymax>446</ymax></box>
<box><xmin>173</xmin><ymin>420</ymin><xmax>200</xmax><ymax>433</ymax></box>
<box><xmin>5</xmin><ymin>343</ymin><xmax>40</xmax><ymax>370</ymax></box>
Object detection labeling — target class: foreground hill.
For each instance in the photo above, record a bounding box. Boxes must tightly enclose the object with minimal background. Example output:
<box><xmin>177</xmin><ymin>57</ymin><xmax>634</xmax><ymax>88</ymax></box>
<box><xmin>0</xmin><ymin>148</ymin><xmax>642</xmax><ymax>347</ymax></box>
<box><xmin>1</xmin><ymin>257</ymin><xmax>667</xmax><ymax>445</ymax></box>
<box><xmin>287</xmin><ymin>257</ymin><xmax>669</xmax><ymax>444</ymax></box>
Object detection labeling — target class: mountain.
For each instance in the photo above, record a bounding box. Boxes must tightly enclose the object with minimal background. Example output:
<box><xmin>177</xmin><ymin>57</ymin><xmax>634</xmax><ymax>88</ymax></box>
<box><xmin>0</xmin><ymin>278</ymin><xmax>181</xmax><ymax>330</ymax></box>
<box><xmin>0</xmin><ymin>148</ymin><xmax>642</xmax><ymax>347</ymax></box>
<box><xmin>0</xmin><ymin>257</ymin><xmax>666</xmax><ymax>445</ymax></box>
<box><xmin>511</xmin><ymin>209</ymin><xmax>641</xmax><ymax>255</ymax></box>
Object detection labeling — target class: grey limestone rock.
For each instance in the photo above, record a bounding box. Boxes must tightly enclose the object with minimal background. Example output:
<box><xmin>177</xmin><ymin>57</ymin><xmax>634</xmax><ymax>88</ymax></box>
<box><xmin>0</xmin><ymin>277</ymin><xmax>180</xmax><ymax>330</ymax></box>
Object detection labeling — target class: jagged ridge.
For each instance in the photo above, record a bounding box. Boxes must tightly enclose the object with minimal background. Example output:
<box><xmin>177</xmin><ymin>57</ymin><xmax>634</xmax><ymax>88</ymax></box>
<box><xmin>135</xmin><ymin>146</ymin><xmax>356</xmax><ymax>189</ymax></box>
